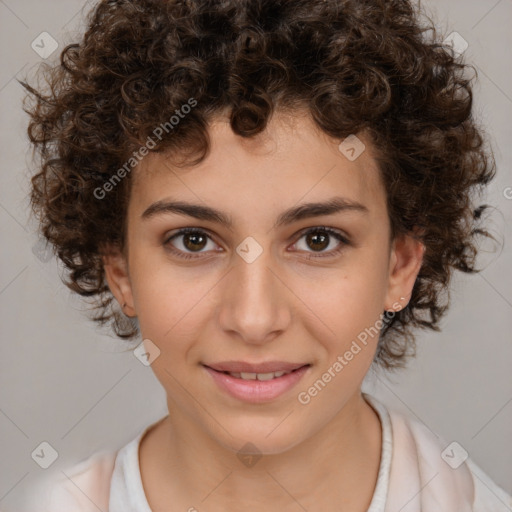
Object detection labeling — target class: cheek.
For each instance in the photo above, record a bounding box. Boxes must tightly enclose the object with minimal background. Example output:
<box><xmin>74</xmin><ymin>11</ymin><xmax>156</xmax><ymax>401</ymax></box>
<box><xmin>293</xmin><ymin>267</ymin><xmax>389</xmax><ymax>414</ymax></box>
<box><xmin>130</xmin><ymin>256</ymin><xmax>219</xmax><ymax>350</ymax></box>
<box><xmin>294</xmin><ymin>256</ymin><xmax>390</xmax><ymax>350</ymax></box>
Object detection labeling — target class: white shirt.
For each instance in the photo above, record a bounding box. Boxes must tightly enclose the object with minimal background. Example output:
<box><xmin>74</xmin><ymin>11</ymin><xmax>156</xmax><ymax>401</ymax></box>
<box><xmin>27</xmin><ymin>393</ymin><xmax>512</xmax><ymax>511</ymax></box>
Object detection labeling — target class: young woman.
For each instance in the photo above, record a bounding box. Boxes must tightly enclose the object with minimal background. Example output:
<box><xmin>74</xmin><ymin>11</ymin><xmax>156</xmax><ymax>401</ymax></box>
<box><xmin>21</xmin><ymin>0</ymin><xmax>511</xmax><ymax>510</ymax></box>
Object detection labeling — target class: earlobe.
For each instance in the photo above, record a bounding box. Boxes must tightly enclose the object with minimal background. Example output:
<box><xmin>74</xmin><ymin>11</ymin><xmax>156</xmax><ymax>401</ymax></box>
<box><xmin>384</xmin><ymin>234</ymin><xmax>425</xmax><ymax>312</ymax></box>
<box><xmin>102</xmin><ymin>250</ymin><xmax>136</xmax><ymax>317</ymax></box>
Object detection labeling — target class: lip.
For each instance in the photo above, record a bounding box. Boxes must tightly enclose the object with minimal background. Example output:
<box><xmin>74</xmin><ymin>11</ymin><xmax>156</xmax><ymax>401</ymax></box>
<box><xmin>202</xmin><ymin>363</ymin><xmax>311</xmax><ymax>403</ymax></box>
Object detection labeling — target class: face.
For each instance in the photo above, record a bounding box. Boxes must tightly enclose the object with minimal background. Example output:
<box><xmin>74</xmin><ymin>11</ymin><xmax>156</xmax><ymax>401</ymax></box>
<box><xmin>104</xmin><ymin>111</ymin><xmax>423</xmax><ymax>455</ymax></box>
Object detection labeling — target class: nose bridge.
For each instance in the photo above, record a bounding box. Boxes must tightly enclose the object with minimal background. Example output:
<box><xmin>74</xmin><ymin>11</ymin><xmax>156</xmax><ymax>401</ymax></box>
<box><xmin>218</xmin><ymin>245</ymin><xmax>290</xmax><ymax>343</ymax></box>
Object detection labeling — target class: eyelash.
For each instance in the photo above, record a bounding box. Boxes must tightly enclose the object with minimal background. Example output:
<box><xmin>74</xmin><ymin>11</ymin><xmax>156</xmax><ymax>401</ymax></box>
<box><xmin>163</xmin><ymin>226</ymin><xmax>350</xmax><ymax>261</ymax></box>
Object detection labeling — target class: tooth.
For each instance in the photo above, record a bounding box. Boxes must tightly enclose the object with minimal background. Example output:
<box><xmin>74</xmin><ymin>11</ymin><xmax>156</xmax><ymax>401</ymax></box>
<box><xmin>256</xmin><ymin>372</ymin><xmax>276</xmax><ymax>381</ymax></box>
<box><xmin>273</xmin><ymin>371</ymin><xmax>285</xmax><ymax>378</ymax></box>
<box><xmin>240</xmin><ymin>372</ymin><xmax>257</xmax><ymax>380</ymax></box>
<box><xmin>228</xmin><ymin>372</ymin><xmax>241</xmax><ymax>378</ymax></box>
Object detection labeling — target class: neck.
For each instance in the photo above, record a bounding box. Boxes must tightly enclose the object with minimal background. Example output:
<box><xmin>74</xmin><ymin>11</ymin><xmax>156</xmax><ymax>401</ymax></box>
<box><xmin>140</xmin><ymin>391</ymin><xmax>382</xmax><ymax>511</ymax></box>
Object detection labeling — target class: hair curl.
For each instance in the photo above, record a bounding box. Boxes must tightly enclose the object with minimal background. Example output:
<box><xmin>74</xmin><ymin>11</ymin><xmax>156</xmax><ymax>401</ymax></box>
<box><xmin>21</xmin><ymin>0</ymin><xmax>497</xmax><ymax>370</ymax></box>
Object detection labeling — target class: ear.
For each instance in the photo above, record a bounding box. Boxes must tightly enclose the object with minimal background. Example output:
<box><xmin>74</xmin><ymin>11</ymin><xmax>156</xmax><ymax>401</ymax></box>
<box><xmin>383</xmin><ymin>233</ymin><xmax>425</xmax><ymax>312</ymax></box>
<box><xmin>102</xmin><ymin>248</ymin><xmax>136</xmax><ymax>317</ymax></box>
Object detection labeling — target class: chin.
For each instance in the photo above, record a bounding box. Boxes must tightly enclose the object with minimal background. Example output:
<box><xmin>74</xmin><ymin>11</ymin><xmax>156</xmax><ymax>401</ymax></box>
<box><xmin>211</xmin><ymin>417</ymin><xmax>308</xmax><ymax>458</ymax></box>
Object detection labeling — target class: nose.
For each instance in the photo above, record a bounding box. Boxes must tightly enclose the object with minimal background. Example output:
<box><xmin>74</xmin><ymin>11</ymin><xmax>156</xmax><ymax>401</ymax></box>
<box><xmin>217</xmin><ymin>248</ymin><xmax>292</xmax><ymax>345</ymax></box>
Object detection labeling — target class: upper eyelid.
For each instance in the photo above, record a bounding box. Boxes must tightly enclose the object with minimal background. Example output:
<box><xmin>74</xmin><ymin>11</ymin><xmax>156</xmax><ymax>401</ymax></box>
<box><xmin>165</xmin><ymin>227</ymin><xmax>217</xmax><ymax>244</ymax></box>
<box><xmin>295</xmin><ymin>225</ymin><xmax>349</xmax><ymax>239</ymax></box>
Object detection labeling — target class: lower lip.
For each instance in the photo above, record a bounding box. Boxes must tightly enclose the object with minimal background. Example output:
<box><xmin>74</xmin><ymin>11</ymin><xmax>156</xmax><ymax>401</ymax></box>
<box><xmin>203</xmin><ymin>365</ymin><xmax>310</xmax><ymax>403</ymax></box>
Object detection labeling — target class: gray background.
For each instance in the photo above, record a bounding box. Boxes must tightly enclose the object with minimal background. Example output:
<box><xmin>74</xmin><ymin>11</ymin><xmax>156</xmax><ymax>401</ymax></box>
<box><xmin>1</xmin><ymin>0</ymin><xmax>511</xmax><ymax>510</ymax></box>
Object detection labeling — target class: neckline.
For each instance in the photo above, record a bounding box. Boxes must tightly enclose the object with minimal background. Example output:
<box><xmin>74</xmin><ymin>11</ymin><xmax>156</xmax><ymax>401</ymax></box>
<box><xmin>111</xmin><ymin>392</ymin><xmax>392</xmax><ymax>512</ymax></box>
<box><xmin>364</xmin><ymin>392</ymin><xmax>393</xmax><ymax>511</ymax></box>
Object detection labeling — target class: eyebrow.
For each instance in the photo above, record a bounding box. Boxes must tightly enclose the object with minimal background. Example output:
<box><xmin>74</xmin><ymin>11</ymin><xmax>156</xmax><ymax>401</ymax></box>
<box><xmin>141</xmin><ymin>196</ymin><xmax>369</xmax><ymax>229</ymax></box>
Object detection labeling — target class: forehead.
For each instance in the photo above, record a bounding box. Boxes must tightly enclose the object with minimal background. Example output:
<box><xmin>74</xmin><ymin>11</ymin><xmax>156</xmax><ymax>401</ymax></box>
<box><xmin>130</xmin><ymin>112</ymin><xmax>385</xmax><ymax>221</ymax></box>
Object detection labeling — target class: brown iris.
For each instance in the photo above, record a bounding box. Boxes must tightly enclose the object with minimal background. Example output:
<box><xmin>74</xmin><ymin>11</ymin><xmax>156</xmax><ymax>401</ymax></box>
<box><xmin>306</xmin><ymin>230</ymin><xmax>330</xmax><ymax>251</ymax></box>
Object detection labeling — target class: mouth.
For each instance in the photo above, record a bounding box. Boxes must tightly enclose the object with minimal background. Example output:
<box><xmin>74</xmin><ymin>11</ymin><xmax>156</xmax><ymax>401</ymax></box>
<box><xmin>205</xmin><ymin>366</ymin><xmax>309</xmax><ymax>381</ymax></box>
<box><xmin>203</xmin><ymin>361</ymin><xmax>310</xmax><ymax>374</ymax></box>
<box><xmin>202</xmin><ymin>362</ymin><xmax>311</xmax><ymax>403</ymax></box>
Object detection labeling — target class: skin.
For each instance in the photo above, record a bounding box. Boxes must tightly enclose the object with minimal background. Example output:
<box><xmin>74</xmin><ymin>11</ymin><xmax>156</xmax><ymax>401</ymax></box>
<box><xmin>103</xmin><ymin>110</ymin><xmax>424</xmax><ymax>511</ymax></box>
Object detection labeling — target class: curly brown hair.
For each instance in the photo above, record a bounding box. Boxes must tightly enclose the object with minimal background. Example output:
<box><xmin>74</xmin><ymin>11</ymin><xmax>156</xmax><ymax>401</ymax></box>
<box><xmin>20</xmin><ymin>0</ymin><xmax>496</xmax><ymax>371</ymax></box>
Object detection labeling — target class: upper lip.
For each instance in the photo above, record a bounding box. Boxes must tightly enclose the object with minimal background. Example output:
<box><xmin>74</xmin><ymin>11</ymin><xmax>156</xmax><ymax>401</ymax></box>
<box><xmin>203</xmin><ymin>361</ymin><xmax>310</xmax><ymax>373</ymax></box>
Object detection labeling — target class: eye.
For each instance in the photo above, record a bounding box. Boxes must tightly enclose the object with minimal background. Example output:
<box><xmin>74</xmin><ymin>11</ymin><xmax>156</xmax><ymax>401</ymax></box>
<box><xmin>164</xmin><ymin>228</ymin><xmax>220</xmax><ymax>260</ymax></box>
<box><xmin>163</xmin><ymin>226</ymin><xmax>350</xmax><ymax>261</ymax></box>
<box><xmin>291</xmin><ymin>226</ymin><xmax>350</xmax><ymax>259</ymax></box>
